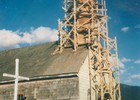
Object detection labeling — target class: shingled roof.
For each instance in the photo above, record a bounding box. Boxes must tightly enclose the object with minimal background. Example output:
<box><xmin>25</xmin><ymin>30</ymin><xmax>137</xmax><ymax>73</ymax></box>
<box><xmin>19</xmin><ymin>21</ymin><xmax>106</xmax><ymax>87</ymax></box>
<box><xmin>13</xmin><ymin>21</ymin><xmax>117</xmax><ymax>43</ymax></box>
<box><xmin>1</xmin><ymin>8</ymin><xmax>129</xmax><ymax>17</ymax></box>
<box><xmin>0</xmin><ymin>42</ymin><xmax>88</xmax><ymax>81</ymax></box>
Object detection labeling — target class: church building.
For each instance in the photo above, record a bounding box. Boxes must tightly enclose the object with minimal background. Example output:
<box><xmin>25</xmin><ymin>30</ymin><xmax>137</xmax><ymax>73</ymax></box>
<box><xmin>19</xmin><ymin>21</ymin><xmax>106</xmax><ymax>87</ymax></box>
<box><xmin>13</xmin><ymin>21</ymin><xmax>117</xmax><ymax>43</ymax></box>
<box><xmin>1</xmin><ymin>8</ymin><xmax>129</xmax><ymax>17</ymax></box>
<box><xmin>0</xmin><ymin>42</ymin><xmax>90</xmax><ymax>100</ymax></box>
<box><xmin>0</xmin><ymin>0</ymin><xmax>121</xmax><ymax>99</ymax></box>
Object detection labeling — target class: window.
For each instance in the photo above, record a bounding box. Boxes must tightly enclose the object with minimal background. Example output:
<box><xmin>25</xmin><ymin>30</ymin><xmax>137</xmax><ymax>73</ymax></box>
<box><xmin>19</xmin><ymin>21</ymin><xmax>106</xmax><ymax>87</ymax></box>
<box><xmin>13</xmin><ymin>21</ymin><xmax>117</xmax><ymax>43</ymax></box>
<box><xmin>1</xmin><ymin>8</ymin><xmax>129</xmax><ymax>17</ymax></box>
<box><xmin>18</xmin><ymin>94</ymin><xmax>26</xmax><ymax>100</ymax></box>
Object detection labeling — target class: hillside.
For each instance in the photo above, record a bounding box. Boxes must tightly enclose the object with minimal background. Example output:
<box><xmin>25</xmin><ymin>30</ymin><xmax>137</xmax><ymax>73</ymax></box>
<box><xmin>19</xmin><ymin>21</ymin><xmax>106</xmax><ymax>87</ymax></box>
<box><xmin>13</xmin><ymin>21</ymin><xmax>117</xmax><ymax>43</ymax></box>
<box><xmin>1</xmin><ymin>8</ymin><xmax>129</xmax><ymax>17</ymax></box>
<box><xmin>121</xmin><ymin>84</ymin><xmax>140</xmax><ymax>100</ymax></box>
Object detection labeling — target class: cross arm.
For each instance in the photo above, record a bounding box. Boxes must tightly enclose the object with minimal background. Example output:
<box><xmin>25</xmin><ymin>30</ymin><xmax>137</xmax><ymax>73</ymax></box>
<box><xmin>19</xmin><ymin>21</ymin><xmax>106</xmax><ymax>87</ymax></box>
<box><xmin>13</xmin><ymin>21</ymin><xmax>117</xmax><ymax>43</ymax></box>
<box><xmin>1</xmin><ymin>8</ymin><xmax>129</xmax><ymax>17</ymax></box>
<box><xmin>18</xmin><ymin>76</ymin><xmax>29</xmax><ymax>80</ymax></box>
<box><xmin>3</xmin><ymin>73</ymin><xmax>29</xmax><ymax>80</ymax></box>
<box><xmin>3</xmin><ymin>73</ymin><xmax>16</xmax><ymax>78</ymax></box>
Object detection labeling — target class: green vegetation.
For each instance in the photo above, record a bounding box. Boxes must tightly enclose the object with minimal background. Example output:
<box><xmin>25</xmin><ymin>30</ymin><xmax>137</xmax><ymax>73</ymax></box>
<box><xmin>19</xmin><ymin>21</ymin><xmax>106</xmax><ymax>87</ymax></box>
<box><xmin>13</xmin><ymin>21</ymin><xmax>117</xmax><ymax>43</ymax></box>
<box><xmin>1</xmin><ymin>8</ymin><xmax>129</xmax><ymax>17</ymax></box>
<box><xmin>121</xmin><ymin>84</ymin><xmax>140</xmax><ymax>100</ymax></box>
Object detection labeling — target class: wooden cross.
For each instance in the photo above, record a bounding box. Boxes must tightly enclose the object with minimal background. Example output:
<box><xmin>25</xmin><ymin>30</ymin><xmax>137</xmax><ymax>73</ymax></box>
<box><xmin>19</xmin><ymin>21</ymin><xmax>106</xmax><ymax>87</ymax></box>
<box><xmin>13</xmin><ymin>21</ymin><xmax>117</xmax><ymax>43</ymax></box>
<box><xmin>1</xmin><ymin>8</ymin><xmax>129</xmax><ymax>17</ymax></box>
<box><xmin>3</xmin><ymin>58</ymin><xmax>29</xmax><ymax>100</ymax></box>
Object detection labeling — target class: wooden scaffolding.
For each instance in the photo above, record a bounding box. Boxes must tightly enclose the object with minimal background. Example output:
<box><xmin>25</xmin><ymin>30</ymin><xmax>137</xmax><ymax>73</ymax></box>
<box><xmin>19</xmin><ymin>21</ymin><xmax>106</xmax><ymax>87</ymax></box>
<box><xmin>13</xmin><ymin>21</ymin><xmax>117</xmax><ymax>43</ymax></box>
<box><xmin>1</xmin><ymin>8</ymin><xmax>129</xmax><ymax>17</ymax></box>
<box><xmin>53</xmin><ymin>0</ymin><xmax>121</xmax><ymax>100</ymax></box>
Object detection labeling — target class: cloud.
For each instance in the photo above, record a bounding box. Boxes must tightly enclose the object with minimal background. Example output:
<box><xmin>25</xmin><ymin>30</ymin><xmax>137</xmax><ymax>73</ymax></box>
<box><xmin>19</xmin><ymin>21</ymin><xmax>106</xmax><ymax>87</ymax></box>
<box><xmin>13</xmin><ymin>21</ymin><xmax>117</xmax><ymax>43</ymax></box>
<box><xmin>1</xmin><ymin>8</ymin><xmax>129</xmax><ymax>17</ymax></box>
<box><xmin>121</xmin><ymin>27</ymin><xmax>129</xmax><ymax>32</ymax></box>
<box><xmin>21</xmin><ymin>27</ymin><xmax>58</xmax><ymax>44</ymax></box>
<box><xmin>108</xmin><ymin>16</ymin><xmax>112</xmax><ymax>20</ymax></box>
<box><xmin>118</xmin><ymin>59</ymin><xmax>125</xmax><ymax>68</ymax></box>
<box><xmin>130</xmin><ymin>74</ymin><xmax>140</xmax><ymax>79</ymax></box>
<box><xmin>0</xmin><ymin>29</ymin><xmax>21</xmax><ymax>50</ymax></box>
<box><xmin>109</xmin><ymin>56</ymin><xmax>125</xmax><ymax>69</ymax></box>
<box><xmin>134</xmin><ymin>60</ymin><xmax>140</xmax><ymax>64</ymax></box>
<box><xmin>119</xmin><ymin>58</ymin><xmax>140</xmax><ymax>64</ymax></box>
<box><xmin>120</xmin><ymin>69</ymin><xmax>126</xmax><ymax>74</ymax></box>
<box><xmin>0</xmin><ymin>26</ymin><xmax>58</xmax><ymax>50</ymax></box>
<box><xmin>135</xmin><ymin>24</ymin><xmax>140</xmax><ymax>29</ymax></box>
<box><xmin>109</xmin><ymin>56</ymin><xmax>126</xmax><ymax>75</ymax></box>
<box><xmin>121</xmin><ymin>57</ymin><xmax>132</xmax><ymax>63</ymax></box>
<box><xmin>124</xmin><ymin>79</ymin><xmax>132</xmax><ymax>83</ymax></box>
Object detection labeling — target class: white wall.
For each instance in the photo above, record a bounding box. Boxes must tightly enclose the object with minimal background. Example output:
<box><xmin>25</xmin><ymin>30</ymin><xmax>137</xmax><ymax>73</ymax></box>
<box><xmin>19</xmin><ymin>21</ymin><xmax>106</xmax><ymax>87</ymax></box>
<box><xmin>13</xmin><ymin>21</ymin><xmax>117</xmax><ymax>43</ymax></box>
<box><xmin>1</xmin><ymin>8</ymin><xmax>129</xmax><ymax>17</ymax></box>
<box><xmin>78</xmin><ymin>56</ymin><xmax>90</xmax><ymax>100</ymax></box>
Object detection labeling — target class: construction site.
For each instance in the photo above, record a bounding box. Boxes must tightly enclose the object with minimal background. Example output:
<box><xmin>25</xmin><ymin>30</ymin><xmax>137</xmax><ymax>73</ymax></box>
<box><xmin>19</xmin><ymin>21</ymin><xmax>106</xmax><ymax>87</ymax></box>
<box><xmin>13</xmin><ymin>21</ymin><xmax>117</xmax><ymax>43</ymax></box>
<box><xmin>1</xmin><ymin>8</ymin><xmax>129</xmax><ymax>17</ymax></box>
<box><xmin>0</xmin><ymin>0</ymin><xmax>121</xmax><ymax>100</ymax></box>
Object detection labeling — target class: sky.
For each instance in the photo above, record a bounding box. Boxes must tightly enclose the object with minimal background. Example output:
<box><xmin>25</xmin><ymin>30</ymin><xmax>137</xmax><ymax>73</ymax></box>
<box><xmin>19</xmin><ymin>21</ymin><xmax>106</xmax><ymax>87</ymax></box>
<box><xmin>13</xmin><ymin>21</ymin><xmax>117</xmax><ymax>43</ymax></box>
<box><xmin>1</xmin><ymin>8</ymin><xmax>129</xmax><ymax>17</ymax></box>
<box><xmin>0</xmin><ymin>0</ymin><xmax>140</xmax><ymax>86</ymax></box>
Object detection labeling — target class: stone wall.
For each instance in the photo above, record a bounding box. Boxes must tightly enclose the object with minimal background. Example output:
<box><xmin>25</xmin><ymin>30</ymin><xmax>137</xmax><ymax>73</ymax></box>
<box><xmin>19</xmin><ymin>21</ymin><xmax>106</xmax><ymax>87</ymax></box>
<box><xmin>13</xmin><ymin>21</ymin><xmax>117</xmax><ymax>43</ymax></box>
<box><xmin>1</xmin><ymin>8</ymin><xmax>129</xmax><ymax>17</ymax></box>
<box><xmin>0</xmin><ymin>77</ymin><xmax>79</xmax><ymax>100</ymax></box>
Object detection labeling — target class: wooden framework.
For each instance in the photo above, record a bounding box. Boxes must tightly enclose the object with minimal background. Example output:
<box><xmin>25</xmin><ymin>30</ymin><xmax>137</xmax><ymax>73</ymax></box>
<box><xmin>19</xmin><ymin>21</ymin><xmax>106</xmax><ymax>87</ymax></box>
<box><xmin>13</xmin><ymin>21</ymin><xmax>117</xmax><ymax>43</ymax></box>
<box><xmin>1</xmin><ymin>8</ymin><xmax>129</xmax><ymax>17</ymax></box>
<box><xmin>53</xmin><ymin>0</ymin><xmax>121</xmax><ymax>100</ymax></box>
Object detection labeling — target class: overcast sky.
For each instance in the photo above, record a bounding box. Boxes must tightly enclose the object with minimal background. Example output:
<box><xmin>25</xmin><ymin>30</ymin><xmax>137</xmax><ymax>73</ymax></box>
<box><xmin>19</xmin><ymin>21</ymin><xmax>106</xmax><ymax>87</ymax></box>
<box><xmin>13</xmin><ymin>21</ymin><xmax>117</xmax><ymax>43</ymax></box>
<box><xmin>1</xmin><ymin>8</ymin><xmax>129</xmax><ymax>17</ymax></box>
<box><xmin>0</xmin><ymin>0</ymin><xmax>140</xmax><ymax>86</ymax></box>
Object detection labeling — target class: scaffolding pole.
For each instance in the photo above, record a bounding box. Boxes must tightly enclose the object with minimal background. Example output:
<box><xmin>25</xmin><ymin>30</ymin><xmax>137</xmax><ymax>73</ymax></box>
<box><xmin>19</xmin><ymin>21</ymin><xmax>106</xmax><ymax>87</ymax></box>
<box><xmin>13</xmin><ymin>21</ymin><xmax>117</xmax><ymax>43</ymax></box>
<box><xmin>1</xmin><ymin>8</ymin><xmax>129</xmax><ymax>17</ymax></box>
<box><xmin>53</xmin><ymin>0</ymin><xmax>121</xmax><ymax>100</ymax></box>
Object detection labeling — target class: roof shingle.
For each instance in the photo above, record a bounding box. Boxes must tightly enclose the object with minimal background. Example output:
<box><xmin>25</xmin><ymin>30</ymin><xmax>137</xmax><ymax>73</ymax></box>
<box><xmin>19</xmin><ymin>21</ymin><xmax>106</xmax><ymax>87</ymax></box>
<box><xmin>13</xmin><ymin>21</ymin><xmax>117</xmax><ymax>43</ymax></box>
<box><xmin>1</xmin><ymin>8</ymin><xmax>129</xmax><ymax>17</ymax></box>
<box><xmin>0</xmin><ymin>42</ymin><xmax>88</xmax><ymax>81</ymax></box>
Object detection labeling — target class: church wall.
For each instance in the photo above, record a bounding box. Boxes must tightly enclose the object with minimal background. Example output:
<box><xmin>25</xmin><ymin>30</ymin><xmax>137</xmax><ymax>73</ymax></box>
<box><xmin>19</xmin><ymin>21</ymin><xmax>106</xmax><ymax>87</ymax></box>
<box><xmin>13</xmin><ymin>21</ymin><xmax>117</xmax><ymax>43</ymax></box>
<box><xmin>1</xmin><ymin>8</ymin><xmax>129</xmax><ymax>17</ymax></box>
<box><xmin>78</xmin><ymin>56</ymin><xmax>90</xmax><ymax>100</ymax></box>
<box><xmin>0</xmin><ymin>77</ymin><xmax>79</xmax><ymax>100</ymax></box>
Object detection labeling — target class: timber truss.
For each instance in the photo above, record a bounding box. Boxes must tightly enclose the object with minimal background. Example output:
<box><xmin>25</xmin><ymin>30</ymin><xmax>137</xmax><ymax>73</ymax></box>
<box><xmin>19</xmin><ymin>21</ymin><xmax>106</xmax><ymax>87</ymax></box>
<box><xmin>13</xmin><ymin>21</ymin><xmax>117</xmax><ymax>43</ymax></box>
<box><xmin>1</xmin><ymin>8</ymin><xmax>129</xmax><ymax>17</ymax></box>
<box><xmin>53</xmin><ymin>0</ymin><xmax>121</xmax><ymax>100</ymax></box>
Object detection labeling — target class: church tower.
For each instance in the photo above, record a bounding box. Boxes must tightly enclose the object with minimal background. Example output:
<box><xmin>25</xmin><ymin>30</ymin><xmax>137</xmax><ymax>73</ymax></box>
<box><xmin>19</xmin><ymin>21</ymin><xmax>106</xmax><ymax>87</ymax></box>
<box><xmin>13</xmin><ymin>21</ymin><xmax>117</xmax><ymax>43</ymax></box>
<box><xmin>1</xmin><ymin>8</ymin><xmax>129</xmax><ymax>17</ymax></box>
<box><xmin>53</xmin><ymin>0</ymin><xmax>121</xmax><ymax>100</ymax></box>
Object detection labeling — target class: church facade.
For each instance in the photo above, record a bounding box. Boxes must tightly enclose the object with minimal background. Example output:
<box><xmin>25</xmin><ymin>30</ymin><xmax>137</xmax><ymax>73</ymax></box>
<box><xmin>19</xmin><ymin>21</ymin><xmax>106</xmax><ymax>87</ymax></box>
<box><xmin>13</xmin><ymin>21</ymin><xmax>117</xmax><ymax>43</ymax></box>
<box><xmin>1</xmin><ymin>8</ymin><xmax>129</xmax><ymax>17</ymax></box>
<box><xmin>0</xmin><ymin>42</ymin><xmax>90</xmax><ymax>100</ymax></box>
